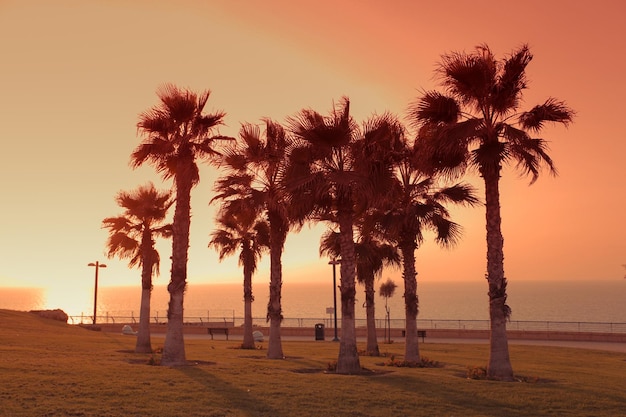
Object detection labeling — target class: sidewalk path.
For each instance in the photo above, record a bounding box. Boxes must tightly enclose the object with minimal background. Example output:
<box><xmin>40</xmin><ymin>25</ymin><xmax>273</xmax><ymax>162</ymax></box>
<box><xmin>150</xmin><ymin>333</ymin><xmax>626</xmax><ymax>353</ymax></box>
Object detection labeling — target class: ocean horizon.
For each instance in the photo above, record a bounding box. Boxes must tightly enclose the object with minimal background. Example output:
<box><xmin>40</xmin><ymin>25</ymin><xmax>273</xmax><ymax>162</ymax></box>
<box><xmin>2</xmin><ymin>279</ymin><xmax>625</xmax><ymax>324</ymax></box>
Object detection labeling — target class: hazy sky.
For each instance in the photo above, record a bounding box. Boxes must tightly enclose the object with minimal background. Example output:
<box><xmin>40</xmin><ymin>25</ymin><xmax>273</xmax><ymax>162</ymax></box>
<box><xmin>1</xmin><ymin>0</ymin><xmax>625</xmax><ymax>299</ymax></box>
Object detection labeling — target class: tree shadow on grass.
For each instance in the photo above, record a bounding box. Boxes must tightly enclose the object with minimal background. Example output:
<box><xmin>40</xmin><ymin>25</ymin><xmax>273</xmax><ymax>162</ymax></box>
<box><xmin>174</xmin><ymin>366</ymin><xmax>286</xmax><ymax>417</ymax></box>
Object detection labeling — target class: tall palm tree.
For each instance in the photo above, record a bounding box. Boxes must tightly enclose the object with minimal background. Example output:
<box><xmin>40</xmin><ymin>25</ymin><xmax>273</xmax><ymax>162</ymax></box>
<box><xmin>102</xmin><ymin>183</ymin><xmax>172</xmax><ymax>353</ymax></box>
<box><xmin>214</xmin><ymin>119</ymin><xmax>294</xmax><ymax>359</ymax></box>
<box><xmin>209</xmin><ymin>203</ymin><xmax>270</xmax><ymax>349</ymax></box>
<box><xmin>131</xmin><ymin>84</ymin><xmax>230</xmax><ymax>365</ymax></box>
<box><xmin>319</xmin><ymin>226</ymin><xmax>400</xmax><ymax>356</ymax></box>
<box><xmin>380</xmin><ymin>158</ymin><xmax>478</xmax><ymax>363</ymax></box>
<box><xmin>409</xmin><ymin>44</ymin><xmax>574</xmax><ymax>379</ymax></box>
<box><xmin>286</xmin><ymin>99</ymin><xmax>401</xmax><ymax>373</ymax></box>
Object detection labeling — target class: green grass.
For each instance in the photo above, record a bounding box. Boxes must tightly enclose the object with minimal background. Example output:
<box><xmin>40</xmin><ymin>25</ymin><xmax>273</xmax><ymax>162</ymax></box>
<box><xmin>1</xmin><ymin>309</ymin><xmax>625</xmax><ymax>416</ymax></box>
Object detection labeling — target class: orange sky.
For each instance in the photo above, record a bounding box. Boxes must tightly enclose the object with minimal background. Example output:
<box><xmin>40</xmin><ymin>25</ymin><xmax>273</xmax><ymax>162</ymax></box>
<box><xmin>1</xmin><ymin>0</ymin><xmax>625</xmax><ymax>298</ymax></box>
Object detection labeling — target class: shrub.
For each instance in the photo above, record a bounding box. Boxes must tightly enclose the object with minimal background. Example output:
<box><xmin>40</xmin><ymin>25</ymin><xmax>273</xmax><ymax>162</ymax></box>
<box><xmin>466</xmin><ymin>366</ymin><xmax>488</xmax><ymax>380</ymax></box>
<box><xmin>384</xmin><ymin>355</ymin><xmax>440</xmax><ymax>368</ymax></box>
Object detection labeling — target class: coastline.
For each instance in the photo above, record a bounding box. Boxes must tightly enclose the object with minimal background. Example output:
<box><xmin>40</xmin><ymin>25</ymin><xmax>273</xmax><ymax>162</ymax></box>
<box><xmin>3</xmin><ymin>279</ymin><xmax>625</xmax><ymax>323</ymax></box>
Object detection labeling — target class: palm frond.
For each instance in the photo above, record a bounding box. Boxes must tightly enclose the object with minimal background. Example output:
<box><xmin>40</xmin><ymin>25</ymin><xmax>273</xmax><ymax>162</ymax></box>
<box><xmin>239</xmin><ymin>123</ymin><xmax>262</xmax><ymax>153</ymax></box>
<box><xmin>518</xmin><ymin>98</ymin><xmax>575</xmax><ymax>132</ymax></box>
<box><xmin>507</xmin><ymin>138</ymin><xmax>557</xmax><ymax>184</ymax></box>
<box><xmin>408</xmin><ymin>91</ymin><xmax>461</xmax><ymax>127</ymax></box>
<box><xmin>105</xmin><ymin>232</ymin><xmax>139</xmax><ymax>259</ymax></box>
<box><xmin>102</xmin><ymin>216</ymin><xmax>133</xmax><ymax>233</ymax></box>
<box><xmin>412</xmin><ymin>122</ymin><xmax>472</xmax><ymax>179</ymax></box>
<box><xmin>209</xmin><ymin>229</ymin><xmax>238</xmax><ymax>260</ymax></box>
<box><xmin>157</xmin><ymin>83</ymin><xmax>198</xmax><ymax>123</ymax></box>
<box><xmin>194</xmin><ymin>112</ymin><xmax>226</xmax><ymax>136</ymax></box>
<box><xmin>428</xmin><ymin>215</ymin><xmax>463</xmax><ymax>248</ymax></box>
<box><xmin>129</xmin><ymin>139</ymin><xmax>174</xmax><ymax>170</ymax></box>
<box><xmin>438</xmin><ymin>44</ymin><xmax>497</xmax><ymax>109</ymax></box>
<box><xmin>433</xmin><ymin>183</ymin><xmax>481</xmax><ymax>207</ymax></box>
<box><xmin>152</xmin><ymin>224</ymin><xmax>173</xmax><ymax>239</ymax></box>
<box><xmin>491</xmin><ymin>44</ymin><xmax>532</xmax><ymax>114</ymax></box>
<box><xmin>319</xmin><ymin>229</ymin><xmax>341</xmax><ymax>259</ymax></box>
<box><xmin>136</xmin><ymin>108</ymin><xmax>172</xmax><ymax>137</ymax></box>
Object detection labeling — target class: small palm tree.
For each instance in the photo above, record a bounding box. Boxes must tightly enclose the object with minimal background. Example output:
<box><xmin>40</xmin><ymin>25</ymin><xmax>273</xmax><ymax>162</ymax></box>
<box><xmin>131</xmin><ymin>84</ymin><xmax>230</xmax><ymax>365</ymax></box>
<box><xmin>209</xmin><ymin>204</ymin><xmax>270</xmax><ymax>349</ymax></box>
<box><xmin>102</xmin><ymin>183</ymin><xmax>172</xmax><ymax>353</ymax></box>
<box><xmin>410</xmin><ymin>44</ymin><xmax>574</xmax><ymax>379</ymax></box>
<box><xmin>214</xmin><ymin>119</ymin><xmax>294</xmax><ymax>359</ymax></box>
<box><xmin>379</xmin><ymin>278</ymin><xmax>397</xmax><ymax>344</ymax></box>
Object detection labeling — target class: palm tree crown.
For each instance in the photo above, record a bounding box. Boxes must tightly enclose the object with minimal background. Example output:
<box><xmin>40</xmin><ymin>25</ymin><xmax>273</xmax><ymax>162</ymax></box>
<box><xmin>131</xmin><ymin>84</ymin><xmax>229</xmax><ymax>183</ymax></box>
<box><xmin>102</xmin><ymin>182</ymin><xmax>172</xmax><ymax>274</ymax></box>
<box><xmin>210</xmin><ymin>206</ymin><xmax>270</xmax><ymax>273</ymax></box>
<box><xmin>410</xmin><ymin>44</ymin><xmax>574</xmax><ymax>182</ymax></box>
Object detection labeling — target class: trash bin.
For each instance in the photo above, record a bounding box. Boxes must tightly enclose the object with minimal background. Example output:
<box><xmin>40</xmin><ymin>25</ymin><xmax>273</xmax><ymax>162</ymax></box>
<box><xmin>315</xmin><ymin>323</ymin><xmax>325</xmax><ymax>341</ymax></box>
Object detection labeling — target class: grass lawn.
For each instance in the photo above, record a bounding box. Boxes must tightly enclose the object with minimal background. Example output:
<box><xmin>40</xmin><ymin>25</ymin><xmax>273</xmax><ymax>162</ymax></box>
<box><xmin>1</xmin><ymin>309</ymin><xmax>625</xmax><ymax>416</ymax></box>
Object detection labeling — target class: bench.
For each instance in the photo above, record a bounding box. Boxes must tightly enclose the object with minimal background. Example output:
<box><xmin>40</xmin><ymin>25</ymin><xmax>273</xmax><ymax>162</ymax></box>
<box><xmin>418</xmin><ymin>330</ymin><xmax>426</xmax><ymax>342</ymax></box>
<box><xmin>400</xmin><ymin>330</ymin><xmax>427</xmax><ymax>342</ymax></box>
<box><xmin>206</xmin><ymin>321</ymin><xmax>235</xmax><ymax>340</ymax></box>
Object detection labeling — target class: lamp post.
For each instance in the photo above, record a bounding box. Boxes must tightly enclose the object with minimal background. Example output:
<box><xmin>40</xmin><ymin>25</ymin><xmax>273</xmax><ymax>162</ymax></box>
<box><xmin>88</xmin><ymin>261</ymin><xmax>106</xmax><ymax>324</ymax></box>
<box><xmin>328</xmin><ymin>258</ymin><xmax>341</xmax><ymax>341</ymax></box>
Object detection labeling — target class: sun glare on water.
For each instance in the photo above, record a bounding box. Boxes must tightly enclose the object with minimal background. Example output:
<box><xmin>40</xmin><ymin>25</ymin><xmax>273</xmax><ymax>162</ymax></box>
<box><xmin>43</xmin><ymin>284</ymin><xmax>93</xmax><ymax>319</ymax></box>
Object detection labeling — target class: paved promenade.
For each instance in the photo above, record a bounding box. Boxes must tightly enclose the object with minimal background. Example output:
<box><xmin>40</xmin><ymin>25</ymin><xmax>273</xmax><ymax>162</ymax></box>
<box><xmin>99</xmin><ymin>322</ymin><xmax>626</xmax><ymax>353</ymax></box>
<box><xmin>147</xmin><ymin>332</ymin><xmax>626</xmax><ymax>353</ymax></box>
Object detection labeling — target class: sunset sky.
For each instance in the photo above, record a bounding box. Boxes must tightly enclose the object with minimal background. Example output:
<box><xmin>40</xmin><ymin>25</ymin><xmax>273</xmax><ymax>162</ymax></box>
<box><xmin>1</xmin><ymin>0</ymin><xmax>625</xmax><ymax>303</ymax></box>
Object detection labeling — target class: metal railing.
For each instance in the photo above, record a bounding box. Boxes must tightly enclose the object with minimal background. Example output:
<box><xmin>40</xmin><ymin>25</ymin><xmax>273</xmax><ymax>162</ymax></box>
<box><xmin>68</xmin><ymin>312</ymin><xmax>626</xmax><ymax>334</ymax></box>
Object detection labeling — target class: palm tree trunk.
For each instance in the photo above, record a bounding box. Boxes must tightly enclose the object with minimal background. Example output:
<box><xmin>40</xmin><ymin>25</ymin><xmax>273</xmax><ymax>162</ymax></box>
<box><xmin>266</xmin><ymin>217</ymin><xmax>285</xmax><ymax>359</ymax></box>
<box><xmin>135</xmin><ymin>260</ymin><xmax>153</xmax><ymax>353</ymax></box>
<box><xmin>483</xmin><ymin>169</ymin><xmax>514</xmax><ymax>380</ymax></box>
<box><xmin>336</xmin><ymin>210</ymin><xmax>361</xmax><ymax>374</ymax></box>
<box><xmin>161</xmin><ymin>171</ymin><xmax>191</xmax><ymax>366</ymax></box>
<box><xmin>242</xmin><ymin>260</ymin><xmax>255</xmax><ymax>349</ymax></box>
<box><xmin>364</xmin><ymin>273</ymin><xmax>379</xmax><ymax>356</ymax></box>
<box><xmin>401</xmin><ymin>239</ymin><xmax>420</xmax><ymax>363</ymax></box>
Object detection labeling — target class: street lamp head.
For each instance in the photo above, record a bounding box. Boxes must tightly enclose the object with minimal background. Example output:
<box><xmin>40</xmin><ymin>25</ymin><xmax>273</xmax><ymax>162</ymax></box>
<box><xmin>88</xmin><ymin>262</ymin><xmax>107</xmax><ymax>268</ymax></box>
<box><xmin>328</xmin><ymin>258</ymin><xmax>342</xmax><ymax>265</ymax></box>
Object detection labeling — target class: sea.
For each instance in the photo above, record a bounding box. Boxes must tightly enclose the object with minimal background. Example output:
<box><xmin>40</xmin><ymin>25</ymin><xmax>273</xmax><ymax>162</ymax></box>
<box><xmin>2</xmin><ymin>280</ymin><xmax>625</xmax><ymax>324</ymax></box>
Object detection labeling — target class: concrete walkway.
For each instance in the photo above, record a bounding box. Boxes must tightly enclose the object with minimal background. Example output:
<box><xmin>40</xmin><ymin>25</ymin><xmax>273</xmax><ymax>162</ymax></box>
<box><xmin>148</xmin><ymin>332</ymin><xmax>626</xmax><ymax>353</ymax></box>
<box><xmin>421</xmin><ymin>337</ymin><xmax>626</xmax><ymax>353</ymax></box>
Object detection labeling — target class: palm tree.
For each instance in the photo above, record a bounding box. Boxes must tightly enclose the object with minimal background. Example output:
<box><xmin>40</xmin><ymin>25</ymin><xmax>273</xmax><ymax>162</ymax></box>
<box><xmin>214</xmin><ymin>119</ymin><xmax>294</xmax><ymax>359</ymax></box>
<box><xmin>102</xmin><ymin>183</ymin><xmax>172</xmax><ymax>353</ymax></box>
<box><xmin>131</xmin><ymin>84</ymin><xmax>230</xmax><ymax>365</ymax></box>
<box><xmin>380</xmin><ymin>158</ymin><xmax>478</xmax><ymax>363</ymax></box>
<box><xmin>319</xmin><ymin>224</ymin><xmax>400</xmax><ymax>356</ymax></box>
<box><xmin>209</xmin><ymin>204</ymin><xmax>270</xmax><ymax>349</ymax></box>
<box><xmin>286</xmin><ymin>99</ymin><xmax>401</xmax><ymax>373</ymax></box>
<box><xmin>379</xmin><ymin>278</ymin><xmax>397</xmax><ymax>343</ymax></box>
<box><xmin>409</xmin><ymin>44</ymin><xmax>574</xmax><ymax>379</ymax></box>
